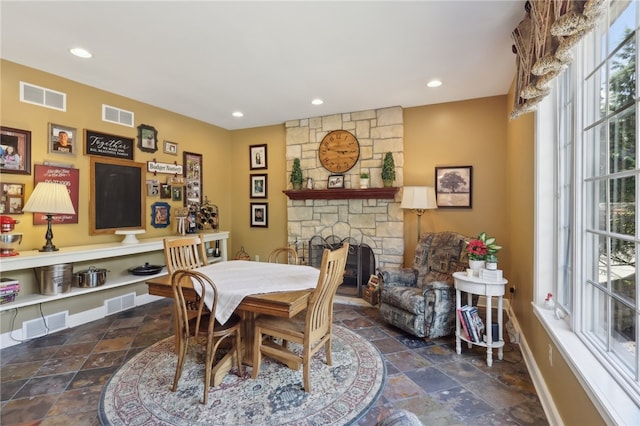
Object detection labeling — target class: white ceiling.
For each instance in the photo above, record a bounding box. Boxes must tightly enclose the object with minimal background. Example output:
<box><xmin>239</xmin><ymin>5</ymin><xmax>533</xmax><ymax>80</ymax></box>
<box><xmin>1</xmin><ymin>1</ymin><xmax>525</xmax><ymax>131</ymax></box>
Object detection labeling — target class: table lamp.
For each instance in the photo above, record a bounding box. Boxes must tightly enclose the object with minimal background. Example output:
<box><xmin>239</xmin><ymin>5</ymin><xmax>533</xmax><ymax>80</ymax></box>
<box><xmin>23</xmin><ymin>182</ymin><xmax>75</xmax><ymax>252</ymax></box>
<box><xmin>400</xmin><ymin>186</ymin><xmax>437</xmax><ymax>239</ymax></box>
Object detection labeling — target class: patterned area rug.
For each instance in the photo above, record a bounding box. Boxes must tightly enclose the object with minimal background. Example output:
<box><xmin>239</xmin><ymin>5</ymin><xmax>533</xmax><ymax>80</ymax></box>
<box><xmin>99</xmin><ymin>325</ymin><xmax>385</xmax><ymax>425</ymax></box>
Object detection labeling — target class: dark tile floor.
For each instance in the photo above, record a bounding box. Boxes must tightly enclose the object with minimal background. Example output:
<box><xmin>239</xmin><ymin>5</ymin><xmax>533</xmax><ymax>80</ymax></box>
<box><xmin>0</xmin><ymin>298</ymin><xmax>548</xmax><ymax>425</ymax></box>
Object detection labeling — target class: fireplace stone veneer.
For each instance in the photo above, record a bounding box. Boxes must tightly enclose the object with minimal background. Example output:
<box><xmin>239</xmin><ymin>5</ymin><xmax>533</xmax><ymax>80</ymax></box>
<box><xmin>285</xmin><ymin>107</ymin><xmax>405</xmax><ymax>270</ymax></box>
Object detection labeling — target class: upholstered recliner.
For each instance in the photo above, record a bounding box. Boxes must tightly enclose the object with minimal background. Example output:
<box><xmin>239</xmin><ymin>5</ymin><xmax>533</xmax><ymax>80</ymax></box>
<box><xmin>378</xmin><ymin>232</ymin><xmax>470</xmax><ymax>339</ymax></box>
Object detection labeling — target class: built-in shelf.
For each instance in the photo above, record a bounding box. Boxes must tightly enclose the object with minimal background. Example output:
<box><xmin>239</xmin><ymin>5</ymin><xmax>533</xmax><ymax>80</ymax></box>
<box><xmin>283</xmin><ymin>187</ymin><xmax>399</xmax><ymax>200</ymax></box>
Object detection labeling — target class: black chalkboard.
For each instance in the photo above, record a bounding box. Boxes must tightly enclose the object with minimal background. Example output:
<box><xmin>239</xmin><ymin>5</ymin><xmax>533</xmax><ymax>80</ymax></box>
<box><xmin>90</xmin><ymin>158</ymin><xmax>145</xmax><ymax>235</ymax></box>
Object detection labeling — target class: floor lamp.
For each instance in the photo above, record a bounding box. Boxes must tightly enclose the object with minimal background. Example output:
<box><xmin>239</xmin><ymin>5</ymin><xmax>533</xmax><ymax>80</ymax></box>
<box><xmin>400</xmin><ymin>186</ymin><xmax>438</xmax><ymax>240</ymax></box>
<box><xmin>23</xmin><ymin>182</ymin><xmax>76</xmax><ymax>252</ymax></box>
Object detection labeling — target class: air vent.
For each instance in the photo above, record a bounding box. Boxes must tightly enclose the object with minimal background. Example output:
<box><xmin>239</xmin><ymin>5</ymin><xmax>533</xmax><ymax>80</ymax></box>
<box><xmin>102</xmin><ymin>104</ymin><xmax>134</xmax><ymax>127</ymax></box>
<box><xmin>22</xmin><ymin>311</ymin><xmax>69</xmax><ymax>340</ymax></box>
<box><xmin>19</xmin><ymin>81</ymin><xmax>66</xmax><ymax>111</ymax></box>
<box><xmin>105</xmin><ymin>292</ymin><xmax>136</xmax><ymax>315</ymax></box>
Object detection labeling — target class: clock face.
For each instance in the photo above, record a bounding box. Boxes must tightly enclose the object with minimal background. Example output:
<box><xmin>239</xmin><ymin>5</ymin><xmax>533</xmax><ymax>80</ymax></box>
<box><xmin>319</xmin><ymin>130</ymin><xmax>360</xmax><ymax>173</ymax></box>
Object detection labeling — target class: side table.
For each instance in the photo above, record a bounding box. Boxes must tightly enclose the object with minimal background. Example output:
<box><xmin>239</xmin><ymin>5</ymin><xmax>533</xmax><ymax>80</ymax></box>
<box><xmin>453</xmin><ymin>271</ymin><xmax>508</xmax><ymax>366</ymax></box>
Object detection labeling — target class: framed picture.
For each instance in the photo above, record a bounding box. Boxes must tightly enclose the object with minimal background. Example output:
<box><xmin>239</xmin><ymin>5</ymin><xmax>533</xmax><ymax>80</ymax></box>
<box><xmin>327</xmin><ymin>174</ymin><xmax>344</xmax><ymax>189</ymax></box>
<box><xmin>163</xmin><ymin>140</ymin><xmax>178</xmax><ymax>155</ymax></box>
<box><xmin>85</xmin><ymin>129</ymin><xmax>135</xmax><ymax>160</ymax></box>
<box><xmin>435</xmin><ymin>165</ymin><xmax>473</xmax><ymax>208</ymax></box>
<box><xmin>137</xmin><ymin>124</ymin><xmax>158</xmax><ymax>153</ymax></box>
<box><xmin>250</xmin><ymin>202</ymin><xmax>268</xmax><ymax>227</ymax></box>
<box><xmin>151</xmin><ymin>202</ymin><xmax>171</xmax><ymax>228</ymax></box>
<box><xmin>249</xmin><ymin>144</ymin><xmax>267</xmax><ymax>170</ymax></box>
<box><xmin>172</xmin><ymin>186</ymin><xmax>183</xmax><ymax>202</ymax></box>
<box><xmin>1</xmin><ymin>183</ymin><xmax>24</xmax><ymax>214</ymax></box>
<box><xmin>160</xmin><ymin>184</ymin><xmax>172</xmax><ymax>199</ymax></box>
<box><xmin>146</xmin><ymin>179</ymin><xmax>159</xmax><ymax>197</ymax></box>
<box><xmin>183</xmin><ymin>151</ymin><xmax>202</xmax><ymax>208</ymax></box>
<box><xmin>0</xmin><ymin>126</ymin><xmax>31</xmax><ymax>175</ymax></box>
<box><xmin>250</xmin><ymin>174</ymin><xmax>268</xmax><ymax>198</ymax></box>
<box><xmin>48</xmin><ymin>123</ymin><xmax>77</xmax><ymax>155</ymax></box>
<box><xmin>367</xmin><ymin>274</ymin><xmax>379</xmax><ymax>289</ymax></box>
<box><xmin>34</xmin><ymin>164</ymin><xmax>80</xmax><ymax>224</ymax></box>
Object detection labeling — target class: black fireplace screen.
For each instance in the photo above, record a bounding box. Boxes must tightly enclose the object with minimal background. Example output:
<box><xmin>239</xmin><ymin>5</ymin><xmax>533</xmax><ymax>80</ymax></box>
<box><xmin>308</xmin><ymin>235</ymin><xmax>375</xmax><ymax>297</ymax></box>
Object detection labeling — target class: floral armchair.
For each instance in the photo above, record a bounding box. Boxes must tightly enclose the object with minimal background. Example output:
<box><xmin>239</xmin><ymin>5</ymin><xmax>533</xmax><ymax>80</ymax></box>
<box><xmin>378</xmin><ymin>231</ymin><xmax>470</xmax><ymax>339</ymax></box>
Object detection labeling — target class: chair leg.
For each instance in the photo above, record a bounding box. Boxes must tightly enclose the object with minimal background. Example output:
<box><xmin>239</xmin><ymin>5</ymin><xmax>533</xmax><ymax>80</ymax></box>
<box><xmin>251</xmin><ymin>327</ymin><xmax>262</xmax><ymax>379</ymax></box>
<box><xmin>235</xmin><ymin>330</ymin><xmax>243</xmax><ymax>377</ymax></box>
<box><xmin>303</xmin><ymin>351</ymin><xmax>311</xmax><ymax>393</ymax></box>
<box><xmin>324</xmin><ymin>336</ymin><xmax>333</xmax><ymax>366</ymax></box>
<box><xmin>172</xmin><ymin>337</ymin><xmax>188</xmax><ymax>392</ymax></box>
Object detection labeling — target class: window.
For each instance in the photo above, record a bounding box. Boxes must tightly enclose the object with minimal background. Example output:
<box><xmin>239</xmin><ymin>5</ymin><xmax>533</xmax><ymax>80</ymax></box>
<box><xmin>537</xmin><ymin>0</ymin><xmax>640</xmax><ymax>421</ymax></box>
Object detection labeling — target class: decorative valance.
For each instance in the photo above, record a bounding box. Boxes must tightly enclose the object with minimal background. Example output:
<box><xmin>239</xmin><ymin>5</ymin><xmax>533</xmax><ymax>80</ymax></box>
<box><xmin>510</xmin><ymin>0</ymin><xmax>607</xmax><ymax>119</ymax></box>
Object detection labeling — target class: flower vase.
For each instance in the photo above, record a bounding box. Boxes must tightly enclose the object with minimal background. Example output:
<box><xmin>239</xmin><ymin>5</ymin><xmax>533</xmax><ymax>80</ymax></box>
<box><xmin>469</xmin><ymin>259</ymin><xmax>485</xmax><ymax>276</ymax></box>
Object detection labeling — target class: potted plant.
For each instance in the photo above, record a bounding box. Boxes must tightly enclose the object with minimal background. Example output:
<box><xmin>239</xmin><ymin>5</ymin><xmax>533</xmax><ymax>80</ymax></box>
<box><xmin>381</xmin><ymin>152</ymin><xmax>396</xmax><ymax>187</ymax></box>
<box><xmin>360</xmin><ymin>172</ymin><xmax>370</xmax><ymax>189</ymax></box>
<box><xmin>290</xmin><ymin>158</ymin><xmax>303</xmax><ymax>190</ymax></box>
<box><xmin>466</xmin><ymin>232</ymin><xmax>501</xmax><ymax>275</ymax></box>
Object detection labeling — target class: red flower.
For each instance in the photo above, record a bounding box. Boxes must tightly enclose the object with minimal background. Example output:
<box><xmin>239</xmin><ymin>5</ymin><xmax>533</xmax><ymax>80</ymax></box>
<box><xmin>467</xmin><ymin>239</ymin><xmax>487</xmax><ymax>260</ymax></box>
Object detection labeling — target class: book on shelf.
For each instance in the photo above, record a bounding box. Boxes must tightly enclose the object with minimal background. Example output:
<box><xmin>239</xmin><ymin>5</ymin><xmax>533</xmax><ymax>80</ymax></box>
<box><xmin>457</xmin><ymin>306</ymin><xmax>472</xmax><ymax>340</ymax></box>
<box><xmin>468</xmin><ymin>306</ymin><xmax>485</xmax><ymax>340</ymax></box>
<box><xmin>0</xmin><ymin>283</ymin><xmax>20</xmax><ymax>295</ymax></box>
<box><xmin>0</xmin><ymin>277</ymin><xmax>19</xmax><ymax>287</ymax></box>
<box><xmin>459</xmin><ymin>305</ymin><xmax>479</xmax><ymax>342</ymax></box>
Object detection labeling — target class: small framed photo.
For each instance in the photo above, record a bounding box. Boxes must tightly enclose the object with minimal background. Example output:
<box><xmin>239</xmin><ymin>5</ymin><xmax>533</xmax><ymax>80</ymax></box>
<box><xmin>163</xmin><ymin>140</ymin><xmax>178</xmax><ymax>155</ymax></box>
<box><xmin>48</xmin><ymin>123</ymin><xmax>77</xmax><ymax>155</ymax></box>
<box><xmin>1</xmin><ymin>183</ymin><xmax>25</xmax><ymax>214</ymax></box>
<box><xmin>146</xmin><ymin>179</ymin><xmax>159</xmax><ymax>197</ymax></box>
<box><xmin>172</xmin><ymin>186</ymin><xmax>183</xmax><ymax>202</ymax></box>
<box><xmin>327</xmin><ymin>174</ymin><xmax>345</xmax><ymax>189</ymax></box>
<box><xmin>250</xmin><ymin>144</ymin><xmax>267</xmax><ymax>170</ymax></box>
<box><xmin>367</xmin><ymin>274</ymin><xmax>379</xmax><ymax>289</ymax></box>
<box><xmin>137</xmin><ymin>124</ymin><xmax>158</xmax><ymax>153</ymax></box>
<box><xmin>151</xmin><ymin>202</ymin><xmax>171</xmax><ymax>228</ymax></box>
<box><xmin>435</xmin><ymin>165</ymin><xmax>473</xmax><ymax>208</ymax></box>
<box><xmin>0</xmin><ymin>126</ymin><xmax>31</xmax><ymax>175</ymax></box>
<box><xmin>250</xmin><ymin>202</ymin><xmax>268</xmax><ymax>227</ymax></box>
<box><xmin>250</xmin><ymin>174</ymin><xmax>268</xmax><ymax>198</ymax></box>
<box><xmin>160</xmin><ymin>184</ymin><xmax>172</xmax><ymax>199</ymax></box>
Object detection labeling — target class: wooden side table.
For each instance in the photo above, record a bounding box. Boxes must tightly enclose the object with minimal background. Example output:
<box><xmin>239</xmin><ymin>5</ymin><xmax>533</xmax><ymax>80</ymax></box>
<box><xmin>453</xmin><ymin>271</ymin><xmax>508</xmax><ymax>366</ymax></box>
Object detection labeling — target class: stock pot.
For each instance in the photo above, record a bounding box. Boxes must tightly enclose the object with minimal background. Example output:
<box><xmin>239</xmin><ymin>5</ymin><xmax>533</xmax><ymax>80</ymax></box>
<box><xmin>74</xmin><ymin>267</ymin><xmax>108</xmax><ymax>287</ymax></box>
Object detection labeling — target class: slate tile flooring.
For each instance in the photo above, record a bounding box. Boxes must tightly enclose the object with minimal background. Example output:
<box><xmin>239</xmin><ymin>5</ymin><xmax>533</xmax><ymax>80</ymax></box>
<box><xmin>0</xmin><ymin>298</ymin><xmax>548</xmax><ymax>425</ymax></box>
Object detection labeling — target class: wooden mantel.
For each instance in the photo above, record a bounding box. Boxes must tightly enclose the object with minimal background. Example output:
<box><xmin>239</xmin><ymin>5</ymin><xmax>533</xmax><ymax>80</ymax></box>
<box><xmin>283</xmin><ymin>187</ymin><xmax>399</xmax><ymax>200</ymax></box>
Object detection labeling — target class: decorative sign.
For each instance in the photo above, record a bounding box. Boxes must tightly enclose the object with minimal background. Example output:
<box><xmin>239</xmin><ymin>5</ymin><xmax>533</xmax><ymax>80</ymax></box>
<box><xmin>33</xmin><ymin>164</ymin><xmax>80</xmax><ymax>224</ymax></box>
<box><xmin>85</xmin><ymin>129</ymin><xmax>134</xmax><ymax>160</ymax></box>
<box><xmin>147</xmin><ymin>161</ymin><xmax>183</xmax><ymax>175</ymax></box>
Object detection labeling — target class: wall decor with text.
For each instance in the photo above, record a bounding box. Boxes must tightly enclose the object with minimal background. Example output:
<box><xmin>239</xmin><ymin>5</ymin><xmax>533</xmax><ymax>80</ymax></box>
<box><xmin>85</xmin><ymin>129</ymin><xmax>134</xmax><ymax>160</ymax></box>
<box><xmin>33</xmin><ymin>164</ymin><xmax>80</xmax><ymax>224</ymax></box>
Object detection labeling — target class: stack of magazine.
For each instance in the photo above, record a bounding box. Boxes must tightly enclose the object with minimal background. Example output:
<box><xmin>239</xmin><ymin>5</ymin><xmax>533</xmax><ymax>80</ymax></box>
<box><xmin>457</xmin><ymin>304</ymin><xmax>485</xmax><ymax>342</ymax></box>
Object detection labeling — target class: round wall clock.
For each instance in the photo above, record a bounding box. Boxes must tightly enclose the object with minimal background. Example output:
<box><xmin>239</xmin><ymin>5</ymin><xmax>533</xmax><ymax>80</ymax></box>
<box><xmin>318</xmin><ymin>130</ymin><xmax>360</xmax><ymax>173</ymax></box>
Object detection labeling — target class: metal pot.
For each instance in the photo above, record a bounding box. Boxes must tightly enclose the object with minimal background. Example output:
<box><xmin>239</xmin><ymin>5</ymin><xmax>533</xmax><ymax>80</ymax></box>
<box><xmin>74</xmin><ymin>266</ymin><xmax>109</xmax><ymax>287</ymax></box>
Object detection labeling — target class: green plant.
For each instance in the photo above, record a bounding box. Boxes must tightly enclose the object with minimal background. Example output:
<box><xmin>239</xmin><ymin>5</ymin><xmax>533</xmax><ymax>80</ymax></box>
<box><xmin>381</xmin><ymin>152</ymin><xmax>396</xmax><ymax>181</ymax></box>
<box><xmin>290</xmin><ymin>158</ymin><xmax>303</xmax><ymax>184</ymax></box>
<box><xmin>360</xmin><ymin>172</ymin><xmax>369</xmax><ymax>179</ymax></box>
<box><xmin>466</xmin><ymin>232</ymin><xmax>502</xmax><ymax>260</ymax></box>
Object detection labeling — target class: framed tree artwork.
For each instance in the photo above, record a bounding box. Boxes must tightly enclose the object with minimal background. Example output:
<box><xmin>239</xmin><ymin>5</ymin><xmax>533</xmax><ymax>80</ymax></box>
<box><xmin>435</xmin><ymin>165</ymin><xmax>473</xmax><ymax>208</ymax></box>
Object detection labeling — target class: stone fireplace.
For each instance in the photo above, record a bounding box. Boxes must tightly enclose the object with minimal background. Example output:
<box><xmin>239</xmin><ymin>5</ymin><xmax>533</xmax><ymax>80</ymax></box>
<box><xmin>284</xmin><ymin>106</ymin><xmax>405</xmax><ymax>272</ymax></box>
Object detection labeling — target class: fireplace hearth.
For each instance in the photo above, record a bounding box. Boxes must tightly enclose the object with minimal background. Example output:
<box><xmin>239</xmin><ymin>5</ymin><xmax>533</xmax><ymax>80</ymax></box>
<box><xmin>308</xmin><ymin>235</ymin><xmax>376</xmax><ymax>297</ymax></box>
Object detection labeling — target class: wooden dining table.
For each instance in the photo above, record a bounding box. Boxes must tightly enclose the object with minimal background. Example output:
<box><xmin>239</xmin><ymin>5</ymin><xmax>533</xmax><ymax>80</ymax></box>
<box><xmin>146</xmin><ymin>271</ymin><xmax>313</xmax><ymax>384</ymax></box>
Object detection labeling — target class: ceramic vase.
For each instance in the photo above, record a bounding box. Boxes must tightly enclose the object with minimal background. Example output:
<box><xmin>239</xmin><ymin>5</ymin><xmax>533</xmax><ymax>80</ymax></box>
<box><xmin>360</xmin><ymin>178</ymin><xmax>369</xmax><ymax>189</ymax></box>
<box><xmin>469</xmin><ymin>259</ymin><xmax>485</xmax><ymax>276</ymax></box>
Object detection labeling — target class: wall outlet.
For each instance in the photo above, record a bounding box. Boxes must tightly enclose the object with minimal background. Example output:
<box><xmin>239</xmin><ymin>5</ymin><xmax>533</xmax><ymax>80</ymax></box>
<box><xmin>548</xmin><ymin>344</ymin><xmax>553</xmax><ymax>367</ymax></box>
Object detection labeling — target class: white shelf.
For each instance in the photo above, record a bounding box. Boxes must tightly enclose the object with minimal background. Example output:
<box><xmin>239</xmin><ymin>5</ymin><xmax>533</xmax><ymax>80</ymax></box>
<box><xmin>0</xmin><ymin>231</ymin><xmax>229</xmax><ymax>272</ymax></box>
<box><xmin>0</xmin><ymin>269</ymin><xmax>168</xmax><ymax>312</ymax></box>
<box><xmin>0</xmin><ymin>231</ymin><xmax>229</xmax><ymax>312</ymax></box>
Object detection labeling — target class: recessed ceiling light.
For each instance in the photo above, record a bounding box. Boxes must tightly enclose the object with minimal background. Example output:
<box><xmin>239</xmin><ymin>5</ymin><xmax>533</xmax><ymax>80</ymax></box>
<box><xmin>70</xmin><ymin>47</ymin><xmax>92</xmax><ymax>58</ymax></box>
<box><xmin>311</xmin><ymin>98</ymin><xmax>324</xmax><ymax>105</ymax></box>
<box><xmin>427</xmin><ymin>79</ymin><xmax>442</xmax><ymax>88</ymax></box>
<box><xmin>232</xmin><ymin>111</ymin><xmax>244</xmax><ymax>118</ymax></box>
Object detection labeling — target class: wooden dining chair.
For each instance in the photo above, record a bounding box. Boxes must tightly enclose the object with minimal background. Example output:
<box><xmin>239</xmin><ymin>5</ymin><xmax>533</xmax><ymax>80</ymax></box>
<box><xmin>163</xmin><ymin>236</ymin><xmax>208</xmax><ymax>274</ymax></box>
<box><xmin>171</xmin><ymin>269</ymin><xmax>243</xmax><ymax>405</ymax></box>
<box><xmin>268</xmin><ymin>247</ymin><xmax>299</xmax><ymax>264</ymax></box>
<box><xmin>252</xmin><ymin>243</ymin><xmax>349</xmax><ymax>392</ymax></box>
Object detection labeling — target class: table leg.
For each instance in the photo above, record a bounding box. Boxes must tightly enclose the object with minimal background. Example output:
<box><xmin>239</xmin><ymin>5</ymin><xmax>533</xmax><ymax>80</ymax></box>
<box><xmin>455</xmin><ymin>288</ymin><xmax>461</xmax><ymax>355</ymax></box>
<box><xmin>486</xmin><ymin>295</ymin><xmax>493</xmax><ymax>367</ymax></box>
<box><xmin>498</xmin><ymin>294</ymin><xmax>504</xmax><ymax>361</ymax></box>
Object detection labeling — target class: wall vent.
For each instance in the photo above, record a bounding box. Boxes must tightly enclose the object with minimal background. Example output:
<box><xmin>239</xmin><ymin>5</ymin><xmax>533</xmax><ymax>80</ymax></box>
<box><xmin>20</xmin><ymin>81</ymin><xmax>66</xmax><ymax>111</ymax></box>
<box><xmin>102</xmin><ymin>104</ymin><xmax>134</xmax><ymax>127</ymax></box>
<box><xmin>105</xmin><ymin>292</ymin><xmax>136</xmax><ymax>315</ymax></box>
<box><xmin>22</xmin><ymin>311</ymin><xmax>69</xmax><ymax>340</ymax></box>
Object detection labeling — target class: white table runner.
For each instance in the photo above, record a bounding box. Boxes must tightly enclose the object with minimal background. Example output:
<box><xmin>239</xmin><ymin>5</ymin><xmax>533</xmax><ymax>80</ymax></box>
<box><xmin>191</xmin><ymin>260</ymin><xmax>320</xmax><ymax>324</ymax></box>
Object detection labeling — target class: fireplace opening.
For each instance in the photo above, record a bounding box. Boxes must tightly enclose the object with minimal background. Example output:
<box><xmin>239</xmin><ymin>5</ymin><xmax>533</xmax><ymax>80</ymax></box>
<box><xmin>308</xmin><ymin>235</ymin><xmax>376</xmax><ymax>297</ymax></box>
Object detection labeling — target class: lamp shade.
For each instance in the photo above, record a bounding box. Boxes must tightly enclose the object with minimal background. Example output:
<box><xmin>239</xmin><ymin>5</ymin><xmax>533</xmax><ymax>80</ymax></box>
<box><xmin>400</xmin><ymin>186</ymin><xmax>437</xmax><ymax>210</ymax></box>
<box><xmin>23</xmin><ymin>182</ymin><xmax>75</xmax><ymax>214</ymax></box>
